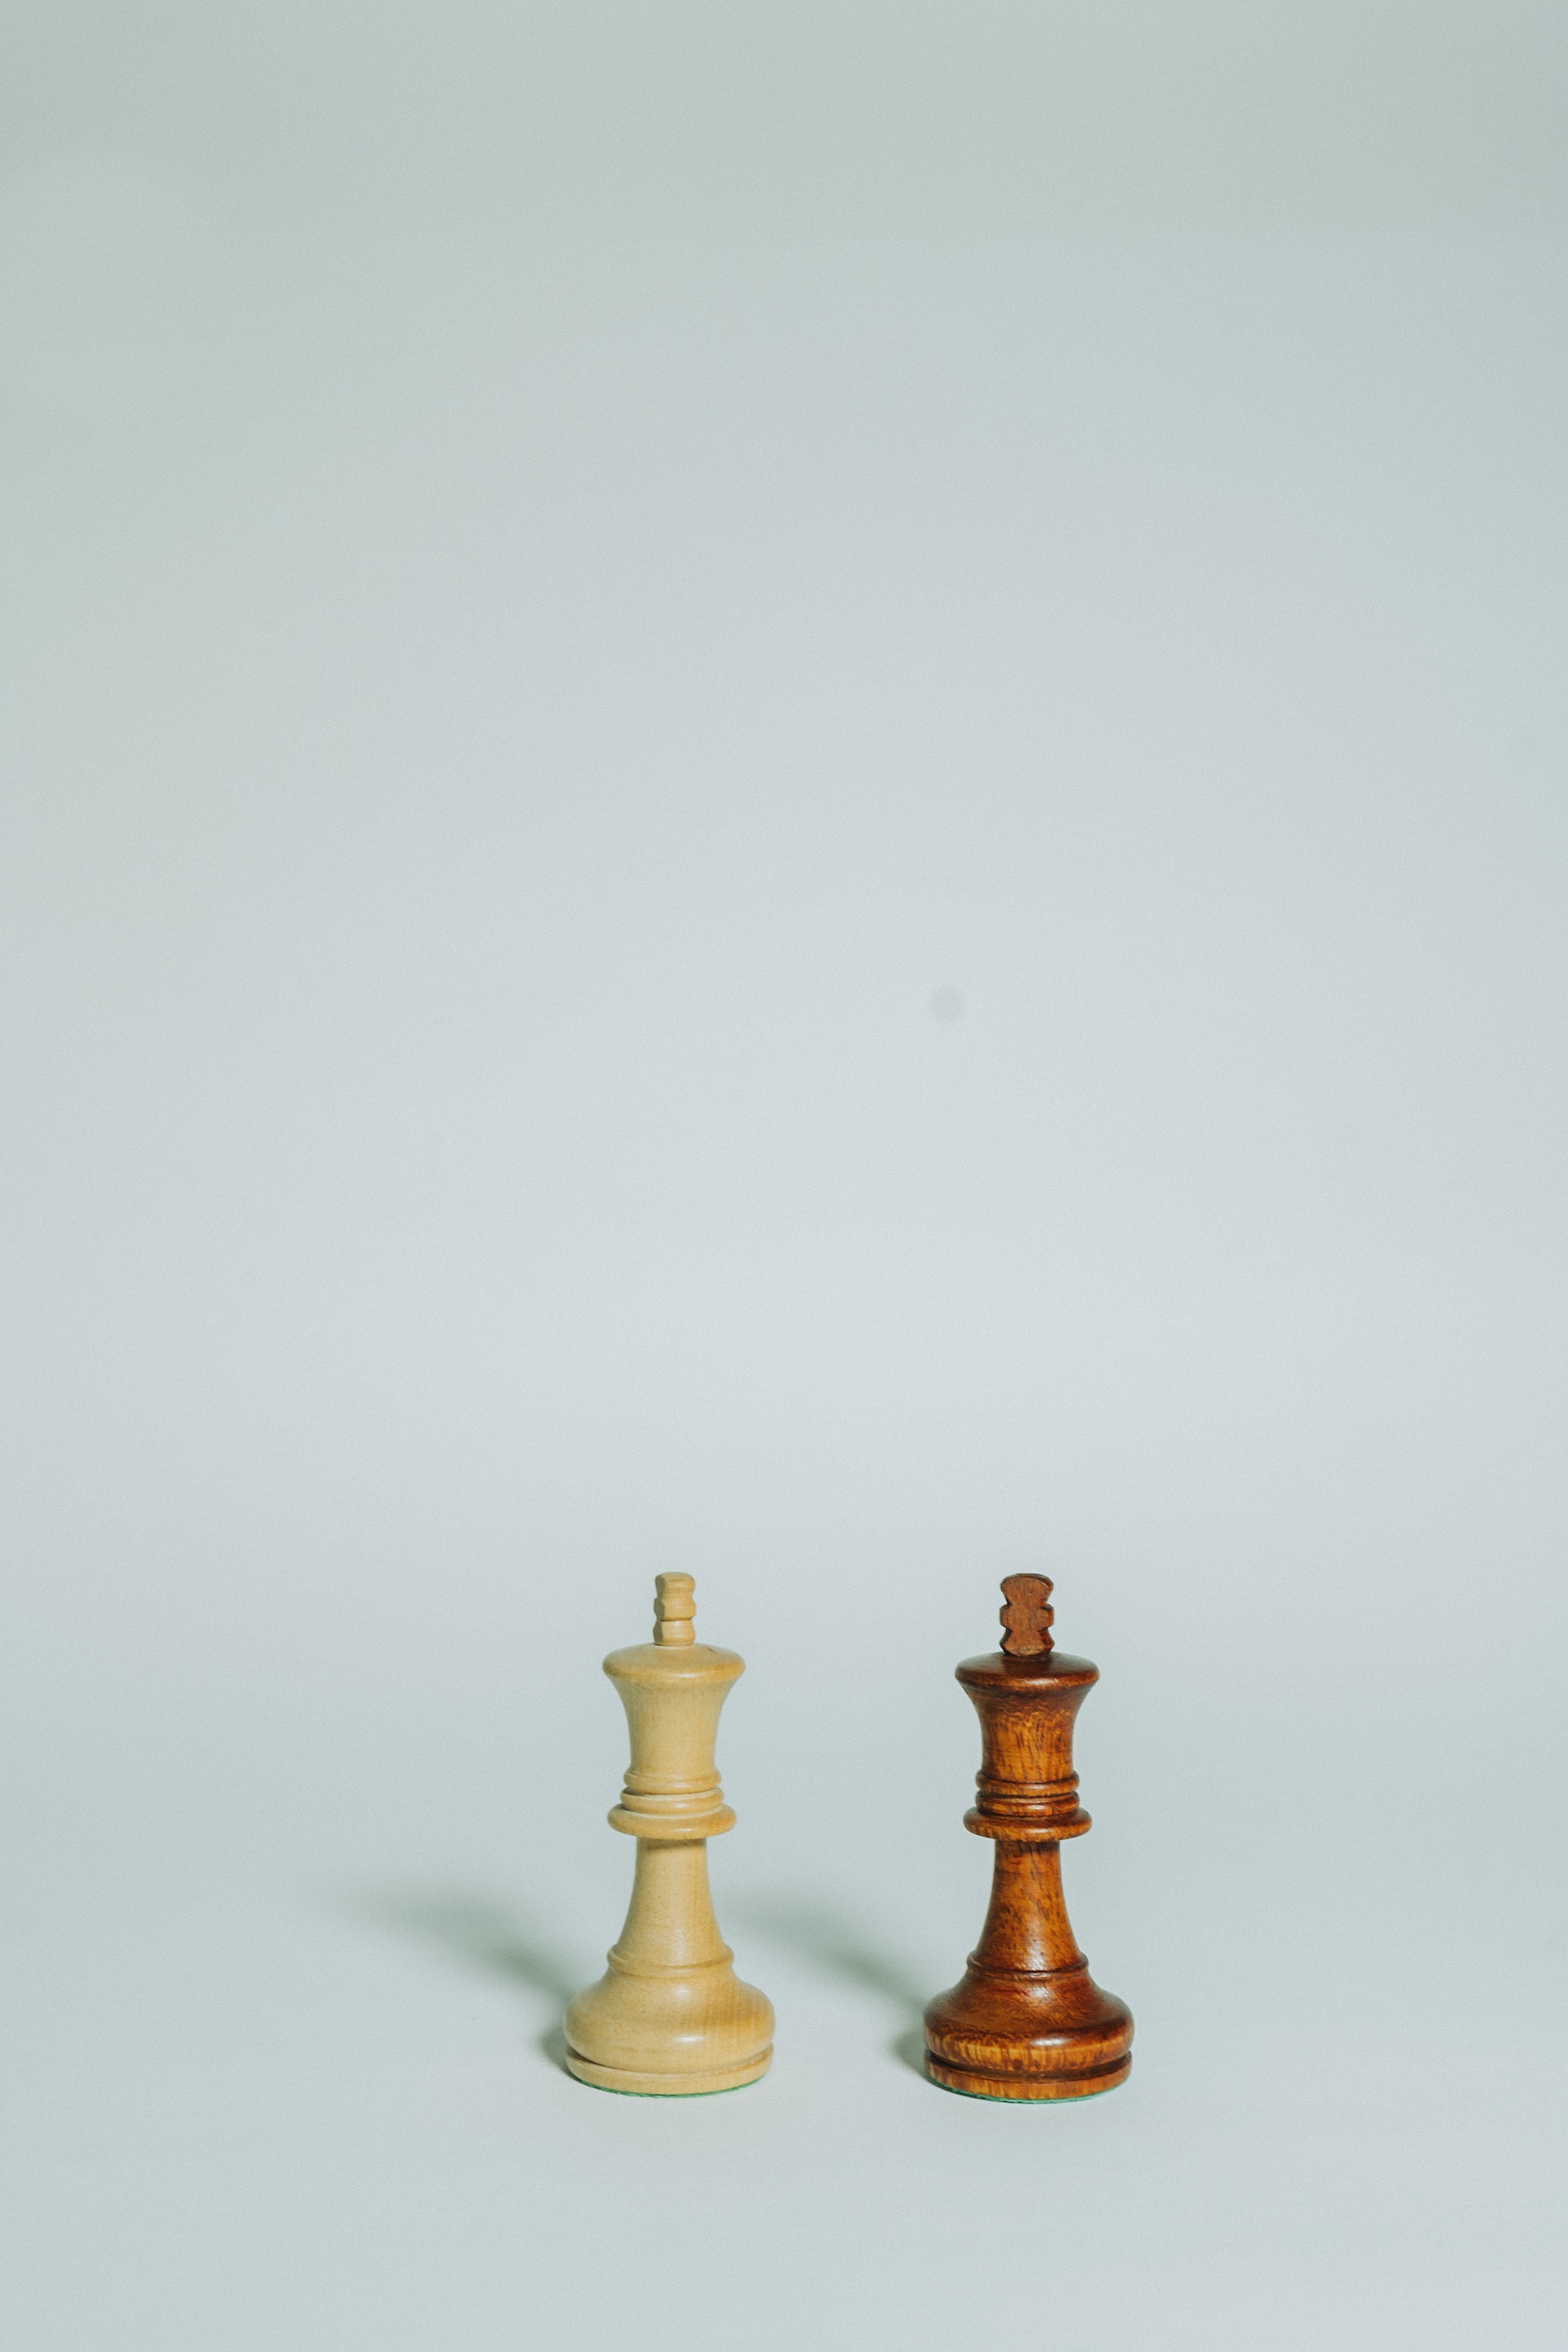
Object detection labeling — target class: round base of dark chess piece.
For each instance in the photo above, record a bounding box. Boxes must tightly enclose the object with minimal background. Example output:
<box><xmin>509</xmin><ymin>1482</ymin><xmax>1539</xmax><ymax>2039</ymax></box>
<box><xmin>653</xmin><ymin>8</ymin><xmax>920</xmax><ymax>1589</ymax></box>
<box><xmin>923</xmin><ymin>1842</ymin><xmax>1134</xmax><ymax>2100</ymax></box>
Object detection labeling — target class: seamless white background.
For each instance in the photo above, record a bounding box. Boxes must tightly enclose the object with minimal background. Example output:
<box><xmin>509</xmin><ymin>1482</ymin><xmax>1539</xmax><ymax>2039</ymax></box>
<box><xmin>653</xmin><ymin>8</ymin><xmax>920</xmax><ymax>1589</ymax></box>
<box><xmin>2</xmin><ymin>7</ymin><xmax>1566</xmax><ymax>2346</ymax></box>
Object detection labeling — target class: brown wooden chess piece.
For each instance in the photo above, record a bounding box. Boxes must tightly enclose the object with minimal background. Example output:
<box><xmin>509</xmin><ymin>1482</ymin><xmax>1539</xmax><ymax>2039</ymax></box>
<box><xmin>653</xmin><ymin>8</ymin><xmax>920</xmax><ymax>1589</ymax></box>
<box><xmin>923</xmin><ymin>1575</ymin><xmax>1134</xmax><ymax>2100</ymax></box>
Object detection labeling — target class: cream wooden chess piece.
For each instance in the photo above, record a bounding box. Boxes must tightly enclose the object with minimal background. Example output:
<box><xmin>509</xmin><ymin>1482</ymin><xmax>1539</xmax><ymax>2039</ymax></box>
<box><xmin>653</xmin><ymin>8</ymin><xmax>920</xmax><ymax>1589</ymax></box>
<box><xmin>564</xmin><ymin>1574</ymin><xmax>773</xmax><ymax>2095</ymax></box>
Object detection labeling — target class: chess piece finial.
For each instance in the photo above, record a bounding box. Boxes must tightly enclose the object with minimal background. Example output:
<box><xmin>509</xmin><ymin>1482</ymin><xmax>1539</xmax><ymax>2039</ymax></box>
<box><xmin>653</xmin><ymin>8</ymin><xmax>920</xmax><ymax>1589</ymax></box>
<box><xmin>999</xmin><ymin>1572</ymin><xmax>1054</xmax><ymax>1656</ymax></box>
<box><xmin>653</xmin><ymin>1570</ymin><xmax>696</xmax><ymax>1645</ymax></box>
<box><xmin>564</xmin><ymin>1576</ymin><xmax>773</xmax><ymax>2096</ymax></box>
<box><xmin>922</xmin><ymin>1576</ymin><xmax>1134</xmax><ymax>2100</ymax></box>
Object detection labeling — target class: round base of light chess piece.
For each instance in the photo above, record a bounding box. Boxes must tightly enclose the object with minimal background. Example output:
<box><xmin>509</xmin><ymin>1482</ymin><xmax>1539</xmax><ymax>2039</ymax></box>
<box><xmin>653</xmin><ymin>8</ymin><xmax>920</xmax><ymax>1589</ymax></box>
<box><xmin>564</xmin><ymin>2046</ymin><xmax>773</xmax><ymax>2096</ymax></box>
<box><xmin>564</xmin><ymin>1933</ymin><xmax>775</xmax><ymax>2097</ymax></box>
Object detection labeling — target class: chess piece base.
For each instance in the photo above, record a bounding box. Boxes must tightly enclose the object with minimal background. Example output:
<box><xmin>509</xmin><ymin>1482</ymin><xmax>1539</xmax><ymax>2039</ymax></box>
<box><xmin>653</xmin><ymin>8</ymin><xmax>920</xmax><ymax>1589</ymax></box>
<box><xmin>923</xmin><ymin>1961</ymin><xmax>1134</xmax><ymax>2100</ymax></box>
<box><xmin>564</xmin><ymin>2047</ymin><xmax>773</xmax><ymax>2096</ymax></box>
<box><xmin>923</xmin><ymin>1832</ymin><xmax>1134</xmax><ymax>2101</ymax></box>
<box><xmin>924</xmin><ymin>2051</ymin><xmax>1131</xmax><ymax>2100</ymax></box>
<box><xmin>564</xmin><ymin>1956</ymin><xmax>773</xmax><ymax>2097</ymax></box>
<box><xmin>564</xmin><ymin>1841</ymin><xmax>774</xmax><ymax>2096</ymax></box>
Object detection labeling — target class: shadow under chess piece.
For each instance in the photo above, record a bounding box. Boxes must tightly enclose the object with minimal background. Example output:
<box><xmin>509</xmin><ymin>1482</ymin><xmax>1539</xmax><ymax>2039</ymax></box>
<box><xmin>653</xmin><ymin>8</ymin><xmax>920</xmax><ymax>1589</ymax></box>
<box><xmin>923</xmin><ymin>1574</ymin><xmax>1134</xmax><ymax>2101</ymax></box>
<box><xmin>565</xmin><ymin>1574</ymin><xmax>774</xmax><ymax>2096</ymax></box>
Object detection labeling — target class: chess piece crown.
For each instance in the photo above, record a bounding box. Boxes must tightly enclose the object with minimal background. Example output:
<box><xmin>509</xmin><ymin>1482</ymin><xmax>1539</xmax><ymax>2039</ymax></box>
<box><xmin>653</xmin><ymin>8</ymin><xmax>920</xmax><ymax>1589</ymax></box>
<box><xmin>564</xmin><ymin>1575</ymin><xmax>773</xmax><ymax>2096</ymax></box>
<box><xmin>922</xmin><ymin>1573</ymin><xmax>1134</xmax><ymax>2100</ymax></box>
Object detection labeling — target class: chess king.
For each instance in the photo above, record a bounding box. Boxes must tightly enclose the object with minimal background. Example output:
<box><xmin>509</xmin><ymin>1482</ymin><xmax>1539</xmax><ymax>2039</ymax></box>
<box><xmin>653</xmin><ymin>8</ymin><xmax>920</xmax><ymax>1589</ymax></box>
<box><xmin>923</xmin><ymin>1575</ymin><xmax>1134</xmax><ymax>2100</ymax></box>
<box><xmin>565</xmin><ymin>1575</ymin><xmax>773</xmax><ymax>2095</ymax></box>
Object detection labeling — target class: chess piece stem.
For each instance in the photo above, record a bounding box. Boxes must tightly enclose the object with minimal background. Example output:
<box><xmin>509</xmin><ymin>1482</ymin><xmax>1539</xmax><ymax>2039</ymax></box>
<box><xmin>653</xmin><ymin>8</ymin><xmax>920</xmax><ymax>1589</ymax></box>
<box><xmin>923</xmin><ymin>1575</ymin><xmax>1134</xmax><ymax>2100</ymax></box>
<box><xmin>565</xmin><ymin>1575</ymin><xmax>773</xmax><ymax>2096</ymax></box>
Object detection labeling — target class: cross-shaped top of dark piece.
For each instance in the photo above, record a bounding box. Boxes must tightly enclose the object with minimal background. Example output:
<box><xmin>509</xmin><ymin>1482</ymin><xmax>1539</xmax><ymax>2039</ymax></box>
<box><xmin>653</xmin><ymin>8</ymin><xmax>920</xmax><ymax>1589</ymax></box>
<box><xmin>998</xmin><ymin>1573</ymin><xmax>1055</xmax><ymax>1657</ymax></box>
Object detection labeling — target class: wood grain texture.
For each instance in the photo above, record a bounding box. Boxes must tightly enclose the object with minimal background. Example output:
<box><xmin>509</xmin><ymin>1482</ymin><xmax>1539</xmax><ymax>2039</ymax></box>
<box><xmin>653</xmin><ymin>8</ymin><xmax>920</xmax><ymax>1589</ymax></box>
<box><xmin>923</xmin><ymin>1582</ymin><xmax>1133</xmax><ymax>2100</ymax></box>
<box><xmin>999</xmin><ymin>1571</ymin><xmax>1055</xmax><ymax>1657</ymax></box>
<box><xmin>565</xmin><ymin>1575</ymin><xmax>773</xmax><ymax>2096</ymax></box>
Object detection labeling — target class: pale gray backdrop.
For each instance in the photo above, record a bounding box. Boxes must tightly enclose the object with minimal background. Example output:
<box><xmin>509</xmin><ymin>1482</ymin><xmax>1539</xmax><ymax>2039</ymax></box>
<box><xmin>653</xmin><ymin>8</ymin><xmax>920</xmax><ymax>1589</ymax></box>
<box><xmin>2</xmin><ymin>7</ymin><xmax>1565</xmax><ymax>2347</ymax></box>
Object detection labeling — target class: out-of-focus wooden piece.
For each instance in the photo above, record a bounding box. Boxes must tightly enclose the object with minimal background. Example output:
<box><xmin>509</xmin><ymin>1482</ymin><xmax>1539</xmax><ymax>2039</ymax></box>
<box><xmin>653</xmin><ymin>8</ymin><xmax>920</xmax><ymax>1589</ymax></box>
<box><xmin>565</xmin><ymin>1575</ymin><xmax>773</xmax><ymax>2095</ymax></box>
<box><xmin>923</xmin><ymin>1574</ymin><xmax>1133</xmax><ymax>2100</ymax></box>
